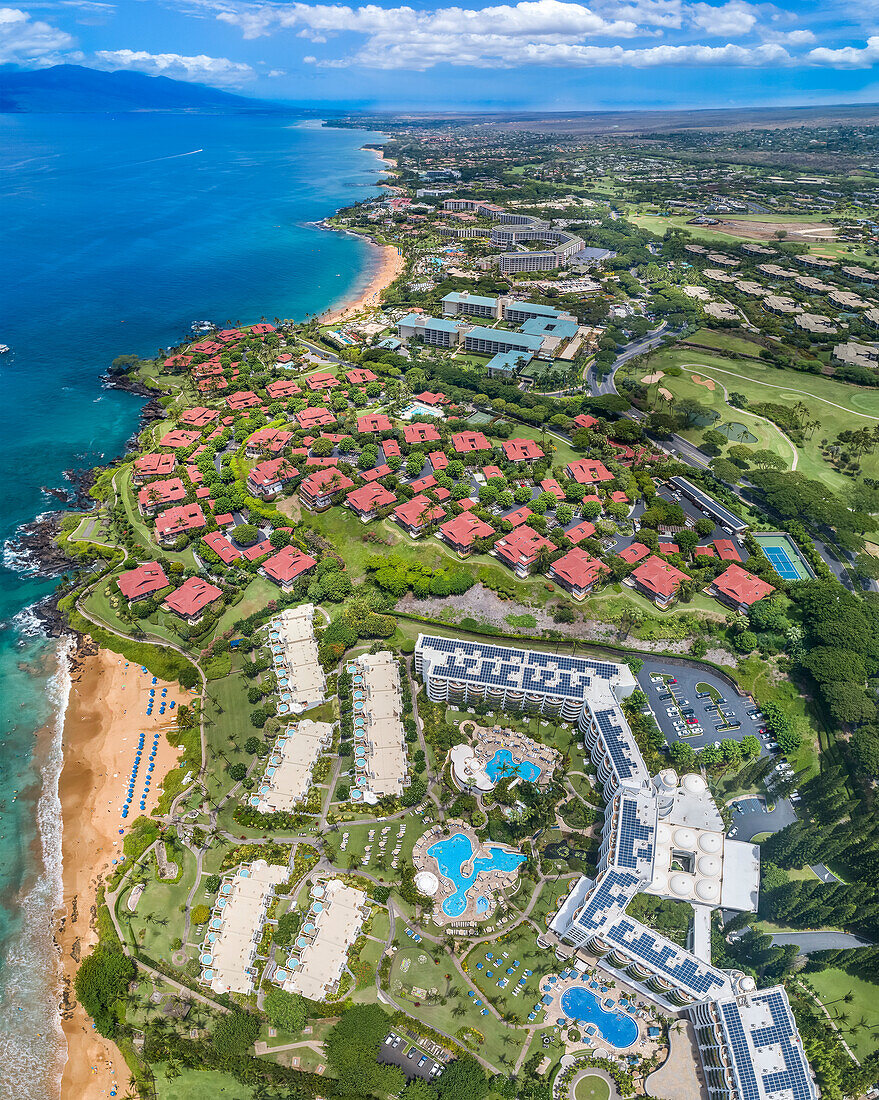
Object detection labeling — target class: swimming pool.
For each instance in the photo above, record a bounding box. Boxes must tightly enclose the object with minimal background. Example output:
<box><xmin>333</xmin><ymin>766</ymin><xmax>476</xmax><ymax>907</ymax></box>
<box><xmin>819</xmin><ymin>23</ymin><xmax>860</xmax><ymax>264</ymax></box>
<box><xmin>428</xmin><ymin>832</ymin><xmax>525</xmax><ymax>918</ymax></box>
<box><xmin>401</xmin><ymin>401</ymin><xmax>445</xmax><ymax>420</ymax></box>
<box><xmin>560</xmin><ymin>987</ymin><xmax>639</xmax><ymax>1048</ymax></box>
<box><xmin>485</xmin><ymin>749</ymin><xmax>541</xmax><ymax>784</ymax></box>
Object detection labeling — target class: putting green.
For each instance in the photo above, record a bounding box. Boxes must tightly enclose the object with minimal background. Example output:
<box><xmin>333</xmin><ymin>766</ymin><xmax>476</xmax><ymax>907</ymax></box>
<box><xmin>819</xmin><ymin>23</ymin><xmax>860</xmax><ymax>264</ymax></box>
<box><xmin>575</xmin><ymin>1074</ymin><xmax>611</xmax><ymax>1100</ymax></box>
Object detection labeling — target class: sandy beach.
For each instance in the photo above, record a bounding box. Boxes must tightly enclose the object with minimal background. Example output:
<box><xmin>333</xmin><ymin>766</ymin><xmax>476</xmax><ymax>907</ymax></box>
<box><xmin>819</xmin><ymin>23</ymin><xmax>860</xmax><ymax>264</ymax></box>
<box><xmin>321</xmin><ymin>239</ymin><xmax>406</xmax><ymax>325</ymax></box>
<box><xmin>58</xmin><ymin>642</ymin><xmax>190</xmax><ymax>1100</ymax></box>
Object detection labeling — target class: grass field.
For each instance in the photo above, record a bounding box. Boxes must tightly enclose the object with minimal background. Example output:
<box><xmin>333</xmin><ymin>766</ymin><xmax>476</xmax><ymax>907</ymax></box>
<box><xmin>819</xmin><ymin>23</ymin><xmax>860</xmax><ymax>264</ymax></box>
<box><xmin>682</xmin><ymin>327</ymin><xmax>766</xmax><ymax>359</ymax></box>
<box><xmin>155</xmin><ymin>1067</ymin><xmax>253</xmax><ymax>1099</ymax></box>
<box><xmin>119</xmin><ymin>466</ymin><xmax>198</xmax><ymax>569</ymax></box>
<box><xmin>808</xmin><ymin>969</ymin><xmax>879</xmax><ymax>1061</ymax></box>
<box><xmin>629</xmin><ymin>345</ymin><xmax>879</xmax><ymax>490</ymax></box>
<box><xmin>576</xmin><ymin>1075</ymin><xmax>611</xmax><ymax>1100</ymax></box>
<box><xmin>463</xmin><ymin>927</ymin><xmax>548</xmax><ymax>1019</ymax></box>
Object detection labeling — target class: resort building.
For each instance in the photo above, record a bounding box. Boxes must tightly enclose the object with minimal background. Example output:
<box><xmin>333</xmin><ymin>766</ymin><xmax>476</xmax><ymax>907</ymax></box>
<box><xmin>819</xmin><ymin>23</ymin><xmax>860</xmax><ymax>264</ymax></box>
<box><xmin>226</xmin><ymin>390</ymin><xmax>262</xmax><ymax>412</ymax></box>
<box><xmin>296</xmin><ymin>407</ymin><xmax>337</xmax><ymax>431</ymax></box>
<box><xmin>154</xmin><ymin>502</ymin><xmax>206</xmax><ymax>545</ymax></box>
<box><xmin>245</xmin><ymin>428</ymin><xmax>293</xmax><ymax>457</ymax></box>
<box><xmin>486</xmin><ymin>349</ymin><xmax>532</xmax><ymax>378</ymax></box>
<box><xmin>439</xmin><ymin>511</ymin><xmax>494</xmax><ymax>555</ymax></box>
<box><xmin>494</xmin><ymin>525</ymin><xmax>554</xmax><ymax>577</ymax></box>
<box><xmin>346</xmin><ymin>367</ymin><xmax>378</xmax><ymax>385</ymax></box>
<box><xmin>565</xmin><ymin>458</ymin><xmax>614</xmax><ymax>485</ymax></box>
<box><xmin>397</xmin><ymin>313</ymin><xmax>469</xmax><ymax>348</ymax></box>
<box><xmin>393</xmin><ymin>495</ymin><xmax>445</xmax><ymax>537</ymax></box>
<box><xmin>133</xmin><ymin>453</ymin><xmax>176</xmax><ymax>483</ymax></box>
<box><xmin>549</xmin><ymin>547</ymin><xmax>609</xmax><ymax>599</ymax></box>
<box><xmin>298</xmin><ymin>468</ymin><xmax>354</xmax><ymax>512</ymax></box>
<box><xmin>273</xmin><ymin>879</ymin><xmax>368</xmax><ymax>1001</ymax></box>
<box><xmin>117</xmin><ymin>561</ymin><xmax>170</xmax><ymax>602</ymax></box>
<box><xmin>346</xmin><ymin>483</ymin><xmax>397</xmax><ymax>521</ymax></box>
<box><xmin>180</xmin><ymin>406</ymin><xmax>219</xmax><ymax>428</ymax></box>
<box><xmin>357</xmin><ymin>413</ymin><xmax>393</xmax><ymax>434</ymax></box>
<box><xmin>249</xmin><ymin>720</ymin><xmax>333</xmax><ymax>812</ymax></box>
<box><xmin>264</xmin><ymin>380</ymin><xmax>302</xmax><ymax>401</ymax></box>
<box><xmin>350</xmin><ymin>653</ymin><xmax>408</xmax><ymax>803</ymax></box>
<box><xmin>159</xmin><ymin>429</ymin><xmax>201</xmax><ymax>450</ymax></box>
<box><xmin>246</xmin><ymin>458</ymin><xmax>299</xmax><ymax>499</ymax></box>
<box><xmin>202</xmin><ymin>860</ymin><xmax>289</xmax><ymax>996</ymax></box>
<box><xmin>502</xmin><ymin>438</ymin><xmax>544</xmax><ymax>463</ymax></box>
<box><xmin>163</xmin><ymin>577</ymin><xmax>222</xmax><ymax>623</ymax></box>
<box><xmin>402</xmin><ymin>422</ymin><xmax>441</xmax><ymax>445</ymax></box>
<box><xmin>203</xmin><ymin>530</ymin><xmax>241</xmax><ymax>565</ymax></box>
<box><xmin>441</xmin><ymin>291</ymin><xmax>500</xmax><ymax>319</ymax></box>
<box><xmin>451</xmin><ymin>430</ymin><xmax>491</xmax><ymax>453</ymax></box>
<box><xmin>709</xmin><ymin>563</ymin><xmax>775</xmax><ymax>612</ymax></box>
<box><xmin>265</xmin><ymin>605</ymin><xmax>325</xmax><ymax>714</ymax></box>
<box><xmin>462</xmin><ymin>326</ymin><xmax>545</xmax><ymax>358</ymax></box>
<box><xmin>137</xmin><ymin>477</ymin><xmax>187</xmax><ymax>515</ymax></box>
<box><xmin>833</xmin><ymin>341</ymin><xmax>879</xmax><ymax>370</ymax></box>
<box><xmin>261</xmin><ymin>546</ymin><xmax>318</xmax><ymax>592</ymax></box>
<box><xmin>628</xmin><ymin>555</ymin><xmax>689</xmax><ymax>609</ymax></box>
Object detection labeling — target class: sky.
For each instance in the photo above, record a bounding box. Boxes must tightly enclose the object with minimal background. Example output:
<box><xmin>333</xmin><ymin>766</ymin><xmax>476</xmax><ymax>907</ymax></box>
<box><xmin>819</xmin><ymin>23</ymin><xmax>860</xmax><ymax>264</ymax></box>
<box><xmin>3</xmin><ymin>0</ymin><xmax>879</xmax><ymax>110</ymax></box>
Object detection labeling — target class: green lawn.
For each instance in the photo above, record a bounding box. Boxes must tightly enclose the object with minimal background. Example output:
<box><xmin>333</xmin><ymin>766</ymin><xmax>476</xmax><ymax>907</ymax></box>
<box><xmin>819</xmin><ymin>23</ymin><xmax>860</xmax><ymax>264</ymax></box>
<box><xmin>154</xmin><ymin>1066</ymin><xmax>253</xmax><ymax>1099</ymax></box>
<box><xmin>213</xmin><ymin>576</ymin><xmax>279</xmax><ymax>635</ymax></box>
<box><xmin>808</xmin><ymin>969</ymin><xmax>879</xmax><ymax>1061</ymax></box>
<box><xmin>576</xmin><ymin>1075</ymin><xmax>611</xmax><ymax>1100</ymax></box>
<box><xmin>322</xmin><ymin>813</ymin><xmax>427</xmax><ymax>870</ymax></box>
<box><xmin>530</xmin><ymin>876</ymin><xmax>580</xmax><ymax>931</ymax></box>
<box><xmin>201</xmin><ymin>657</ymin><xmax>259</xmax><ymax>805</ymax></box>
<box><xmin>119</xmin><ymin>466</ymin><xmax>198</xmax><ymax>568</ymax></box>
<box><xmin>463</xmin><ymin>927</ymin><xmax>548</xmax><ymax>1020</ymax></box>
<box><xmin>117</xmin><ymin>846</ymin><xmax>198</xmax><ymax>964</ymax></box>
<box><xmin>682</xmin><ymin>328</ymin><xmax>766</xmax><ymax>359</ymax></box>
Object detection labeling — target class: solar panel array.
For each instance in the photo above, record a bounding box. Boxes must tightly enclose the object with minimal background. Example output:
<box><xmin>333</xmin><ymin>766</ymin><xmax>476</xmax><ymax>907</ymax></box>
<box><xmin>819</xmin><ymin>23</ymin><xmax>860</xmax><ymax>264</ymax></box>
<box><xmin>615</xmin><ymin>794</ymin><xmax>656</xmax><ymax>874</ymax></box>
<box><xmin>591</xmin><ymin>704</ymin><xmax>650</xmax><ymax>785</ymax></box>
<box><xmin>719</xmin><ymin>990</ymin><xmax>817</xmax><ymax>1100</ymax></box>
<box><xmin>570</xmin><ymin>869</ymin><xmax>641</xmax><ymax>934</ymax></box>
<box><xmin>606</xmin><ymin>918</ymin><xmax>729</xmax><ymax>996</ymax></box>
<box><xmin>417</xmin><ymin>635</ymin><xmax>624</xmax><ymax>703</ymax></box>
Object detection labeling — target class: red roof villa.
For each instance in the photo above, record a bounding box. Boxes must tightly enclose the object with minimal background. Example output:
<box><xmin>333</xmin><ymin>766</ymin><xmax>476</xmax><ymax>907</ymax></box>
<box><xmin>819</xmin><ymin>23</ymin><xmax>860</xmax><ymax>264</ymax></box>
<box><xmin>550</xmin><ymin>547</ymin><xmax>609</xmax><ymax>600</ymax></box>
<box><xmin>265</xmin><ymin>379</ymin><xmax>302</xmax><ymax>400</ymax></box>
<box><xmin>247</xmin><ymin>458</ymin><xmax>299</xmax><ymax>499</ymax></box>
<box><xmin>346</xmin><ymin>483</ymin><xmax>397</xmax><ymax>520</ymax></box>
<box><xmin>565</xmin><ymin>458</ymin><xmax>614</xmax><ymax>485</ymax></box>
<box><xmin>262</xmin><ymin>546</ymin><xmax>318</xmax><ymax>591</ymax></box>
<box><xmin>357</xmin><ymin>413</ymin><xmax>393</xmax><ymax>434</ymax></box>
<box><xmin>393</xmin><ymin>495</ymin><xmax>445</xmax><ymax>537</ymax></box>
<box><xmin>710</xmin><ymin>564</ymin><xmax>775</xmax><ymax>611</ymax></box>
<box><xmin>403</xmin><ymin>422</ymin><xmax>441</xmax><ymax>445</ymax></box>
<box><xmin>296</xmin><ymin>407</ymin><xmax>337</xmax><ymax>431</ymax></box>
<box><xmin>713</xmin><ymin>539</ymin><xmax>742</xmax><ymax>562</ymax></box>
<box><xmin>439</xmin><ymin>511</ymin><xmax>494</xmax><ymax>555</ymax></box>
<box><xmin>565</xmin><ymin>519</ymin><xmax>596</xmax><ymax>545</ymax></box>
<box><xmin>164</xmin><ymin>577</ymin><xmax>222</xmax><ymax>623</ymax></box>
<box><xmin>202</xmin><ymin>530</ymin><xmax>241</xmax><ymax>564</ymax></box>
<box><xmin>503</xmin><ymin>438</ymin><xmax>544</xmax><ymax>463</ymax></box>
<box><xmin>298</xmin><ymin>468</ymin><xmax>354</xmax><ymax>511</ymax></box>
<box><xmin>572</xmin><ymin>413</ymin><xmax>599</xmax><ymax>431</ymax></box>
<box><xmin>137</xmin><ymin>477</ymin><xmax>187</xmax><ymax>515</ymax></box>
<box><xmin>226</xmin><ymin>390</ymin><xmax>262</xmax><ymax>412</ymax></box>
<box><xmin>159</xmin><ymin>429</ymin><xmax>201</xmax><ymax>450</ymax></box>
<box><xmin>133</xmin><ymin>453</ymin><xmax>176</xmax><ymax>483</ymax></box>
<box><xmin>629</xmin><ymin>555</ymin><xmax>689</xmax><ymax>608</ymax></box>
<box><xmin>154</xmin><ymin>502</ymin><xmax>207</xmax><ymax>545</ymax></box>
<box><xmin>180</xmin><ymin>407</ymin><xmax>219</xmax><ymax>428</ymax></box>
<box><xmin>618</xmin><ymin>542</ymin><xmax>651</xmax><ymax>565</ymax></box>
<box><xmin>451</xmin><ymin>430</ymin><xmax>491</xmax><ymax>453</ymax></box>
<box><xmin>117</xmin><ymin>562</ymin><xmax>169</xmax><ymax>602</ymax></box>
<box><xmin>246</xmin><ymin>428</ymin><xmax>293</xmax><ymax>456</ymax></box>
<box><xmin>305</xmin><ymin>372</ymin><xmax>339</xmax><ymax>391</ymax></box>
<box><xmin>494</xmin><ymin>525</ymin><xmax>553</xmax><ymax>577</ymax></box>
<box><xmin>429</xmin><ymin>451</ymin><xmax>449</xmax><ymax>471</ymax></box>
<box><xmin>346</xmin><ymin>367</ymin><xmax>378</xmax><ymax>385</ymax></box>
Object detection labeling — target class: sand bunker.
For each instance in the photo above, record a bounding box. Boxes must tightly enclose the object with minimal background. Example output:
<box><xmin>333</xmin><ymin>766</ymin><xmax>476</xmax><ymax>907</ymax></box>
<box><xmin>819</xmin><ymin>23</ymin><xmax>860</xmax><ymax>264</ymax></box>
<box><xmin>658</xmin><ymin>387</ymin><xmax>673</xmax><ymax>401</ymax></box>
<box><xmin>691</xmin><ymin>374</ymin><xmax>716</xmax><ymax>390</ymax></box>
<box><xmin>641</xmin><ymin>372</ymin><xmax>665</xmax><ymax>384</ymax></box>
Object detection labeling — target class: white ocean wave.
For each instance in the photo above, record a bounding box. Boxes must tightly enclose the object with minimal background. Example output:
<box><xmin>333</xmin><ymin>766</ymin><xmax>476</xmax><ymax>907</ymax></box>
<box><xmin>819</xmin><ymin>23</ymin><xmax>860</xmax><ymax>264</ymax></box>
<box><xmin>0</xmin><ymin>635</ymin><xmax>72</xmax><ymax>1100</ymax></box>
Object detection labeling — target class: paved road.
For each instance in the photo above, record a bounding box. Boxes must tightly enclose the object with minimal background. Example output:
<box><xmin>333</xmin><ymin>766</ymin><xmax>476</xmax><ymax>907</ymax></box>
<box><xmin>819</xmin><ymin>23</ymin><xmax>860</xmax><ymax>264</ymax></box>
<box><xmin>587</xmin><ymin>323</ymin><xmax>669</xmax><ymax>396</ymax></box>
<box><xmin>768</xmin><ymin>930</ymin><xmax>872</xmax><ymax>954</ymax></box>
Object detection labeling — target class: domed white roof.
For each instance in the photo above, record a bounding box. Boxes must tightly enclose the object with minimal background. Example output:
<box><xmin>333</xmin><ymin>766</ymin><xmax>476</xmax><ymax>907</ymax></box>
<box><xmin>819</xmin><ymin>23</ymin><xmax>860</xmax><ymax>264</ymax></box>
<box><xmin>657</xmin><ymin>824</ymin><xmax>672</xmax><ymax>844</ymax></box>
<box><xmin>698</xmin><ymin>832</ymin><xmax>722</xmax><ymax>854</ymax></box>
<box><xmin>738</xmin><ymin>975</ymin><xmax>757</xmax><ymax>993</ymax></box>
<box><xmin>674</xmin><ymin>827</ymin><xmax>697</xmax><ymax>850</ymax></box>
<box><xmin>658</xmin><ymin>769</ymin><xmax>679</xmax><ymax>790</ymax></box>
<box><xmin>651</xmin><ymin>872</ymin><xmax>668</xmax><ymax>895</ymax></box>
<box><xmin>696</xmin><ymin>879</ymin><xmax>719</xmax><ymax>902</ymax></box>
<box><xmin>683</xmin><ymin>773</ymin><xmax>707</xmax><ymax>793</ymax></box>
<box><xmin>670</xmin><ymin>873</ymin><xmax>691</xmax><ymax>897</ymax></box>
<box><xmin>414</xmin><ymin>871</ymin><xmax>439</xmax><ymax>896</ymax></box>
<box><xmin>698</xmin><ymin>855</ymin><xmax>721</xmax><ymax>877</ymax></box>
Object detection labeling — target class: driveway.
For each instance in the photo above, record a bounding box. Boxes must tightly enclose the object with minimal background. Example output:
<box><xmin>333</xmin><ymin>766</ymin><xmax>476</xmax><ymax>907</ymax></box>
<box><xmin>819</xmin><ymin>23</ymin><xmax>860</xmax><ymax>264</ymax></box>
<box><xmin>726</xmin><ymin>794</ymin><xmax>796</xmax><ymax>841</ymax></box>
<box><xmin>768</xmin><ymin>930</ymin><xmax>872</xmax><ymax>954</ymax></box>
<box><xmin>636</xmin><ymin>659</ymin><xmax>766</xmax><ymax>755</ymax></box>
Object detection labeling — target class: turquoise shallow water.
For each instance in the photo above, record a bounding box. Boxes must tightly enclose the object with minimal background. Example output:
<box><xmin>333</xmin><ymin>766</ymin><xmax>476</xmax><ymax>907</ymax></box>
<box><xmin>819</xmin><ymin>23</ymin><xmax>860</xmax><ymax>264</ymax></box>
<box><xmin>0</xmin><ymin>111</ymin><xmax>384</xmax><ymax>1098</ymax></box>
<box><xmin>560</xmin><ymin>985</ymin><xmax>639</xmax><ymax>1047</ymax></box>
<box><xmin>427</xmin><ymin>832</ymin><xmax>526</xmax><ymax>918</ymax></box>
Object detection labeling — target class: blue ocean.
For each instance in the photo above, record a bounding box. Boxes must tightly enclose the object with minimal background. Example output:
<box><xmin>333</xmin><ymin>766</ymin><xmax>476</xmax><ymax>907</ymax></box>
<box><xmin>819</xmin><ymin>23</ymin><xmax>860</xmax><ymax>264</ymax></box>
<box><xmin>0</xmin><ymin>111</ymin><xmax>385</xmax><ymax>1098</ymax></box>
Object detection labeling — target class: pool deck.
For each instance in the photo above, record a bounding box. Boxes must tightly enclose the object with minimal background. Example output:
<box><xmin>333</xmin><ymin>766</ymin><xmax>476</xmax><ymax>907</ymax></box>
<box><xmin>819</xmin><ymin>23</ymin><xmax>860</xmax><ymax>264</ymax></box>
<box><xmin>451</xmin><ymin>722</ymin><xmax>561</xmax><ymax>792</ymax></box>
<box><xmin>412</xmin><ymin>820</ymin><xmax>525</xmax><ymax>928</ymax></box>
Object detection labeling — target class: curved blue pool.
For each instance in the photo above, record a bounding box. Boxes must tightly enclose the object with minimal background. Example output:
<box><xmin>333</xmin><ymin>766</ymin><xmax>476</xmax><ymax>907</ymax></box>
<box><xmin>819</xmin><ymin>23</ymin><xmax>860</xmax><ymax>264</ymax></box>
<box><xmin>560</xmin><ymin>987</ymin><xmax>639</xmax><ymax>1048</ymax></box>
<box><xmin>485</xmin><ymin>749</ymin><xmax>541</xmax><ymax>784</ymax></box>
<box><xmin>428</xmin><ymin>833</ymin><xmax>525</xmax><ymax>917</ymax></box>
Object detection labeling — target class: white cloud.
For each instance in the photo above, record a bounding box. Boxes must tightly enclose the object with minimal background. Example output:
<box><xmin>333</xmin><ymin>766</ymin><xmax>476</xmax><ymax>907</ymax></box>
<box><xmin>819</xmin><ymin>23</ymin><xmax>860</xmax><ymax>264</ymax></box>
<box><xmin>0</xmin><ymin>5</ymin><xmax>74</xmax><ymax>61</ymax></box>
<box><xmin>807</xmin><ymin>36</ymin><xmax>879</xmax><ymax>68</ymax></box>
<box><xmin>687</xmin><ymin>1</ymin><xmax>757</xmax><ymax>37</ymax></box>
<box><xmin>94</xmin><ymin>48</ymin><xmax>255</xmax><ymax>84</ymax></box>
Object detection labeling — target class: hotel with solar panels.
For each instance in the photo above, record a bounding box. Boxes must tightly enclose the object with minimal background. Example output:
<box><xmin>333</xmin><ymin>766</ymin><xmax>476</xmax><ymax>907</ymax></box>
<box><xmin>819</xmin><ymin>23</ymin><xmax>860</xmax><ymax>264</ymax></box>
<box><xmin>415</xmin><ymin>634</ymin><xmax>817</xmax><ymax>1100</ymax></box>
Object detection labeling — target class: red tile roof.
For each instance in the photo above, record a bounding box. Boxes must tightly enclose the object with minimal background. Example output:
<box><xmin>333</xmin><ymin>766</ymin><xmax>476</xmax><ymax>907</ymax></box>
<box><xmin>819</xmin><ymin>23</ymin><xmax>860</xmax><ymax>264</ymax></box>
<box><xmin>263</xmin><ymin>545</ymin><xmax>318</xmax><ymax>585</ymax></box>
<box><xmin>440</xmin><ymin>511</ymin><xmax>494</xmax><ymax>548</ymax></box>
<box><xmin>414</xmin><ymin>391</ymin><xmax>448</xmax><ymax>405</ymax></box>
<box><xmin>203</xmin><ymin>530</ymin><xmax>241</xmax><ymax>564</ymax></box>
<box><xmin>250</xmin><ymin>323</ymin><xmax>276</xmax><ymax>334</ymax></box>
<box><xmin>226</xmin><ymin>390</ymin><xmax>261</xmax><ymax>411</ymax></box>
<box><xmin>359</xmin><ymin>464</ymin><xmax>392</xmax><ymax>482</ymax></box>
<box><xmin>164</xmin><ymin>576</ymin><xmax>222</xmax><ymax>618</ymax></box>
<box><xmin>495</xmin><ymin>525</ymin><xmax>554</xmax><ymax>569</ymax></box>
<box><xmin>117</xmin><ymin>562</ymin><xmax>169</xmax><ymax>600</ymax></box>
<box><xmin>347</xmin><ymin>483</ymin><xmax>397</xmax><ymax>513</ymax></box>
<box><xmin>451</xmin><ymin>430</ymin><xmax>491</xmax><ymax>453</ymax></box>
<box><xmin>540</xmin><ymin>478</ymin><xmax>564</xmax><ymax>501</ymax></box>
<box><xmin>631</xmin><ymin>555</ymin><xmax>689</xmax><ymax>601</ymax></box>
<box><xmin>247</xmin><ymin>458</ymin><xmax>299</xmax><ymax>491</ymax></box>
<box><xmin>408</xmin><ymin>474</ymin><xmax>437</xmax><ymax>494</ymax></box>
<box><xmin>659</xmin><ymin>542</ymin><xmax>680</xmax><ymax>555</ymax></box>
<box><xmin>180</xmin><ymin>407</ymin><xmax>219</xmax><ymax>428</ymax></box>
<box><xmin>429</xmin><ymin>450</ymin><xmax>449</xmax><ymax>471</ymax></box>
<box><xmin>694</xmin><ymin>546</ymin><xmax>716</xmax><ymax>558</ymax></box>
<box><xmin>242</xmin><ymin>538</ymin><xmax>274</xmax><ymax>561</ymax></box>
<box><xmin>159</xmin><ymin>429</ymin><xmax>201</xmax><ymax>449</ymax></box>
<box><xmin>551</xmin><ymin>547</ymin><xmax>608</xmax><ymax>590</ymax></box>
<box><xmin>305</xmin><ymin>371</ymin><xmax>339</xmax><ymax>390</ymax></box>
<box><xmin>265</xmin><ymin>379</ymin><xmax>302</xmax><ymax>400</ymax></box>
<box><xmin>346</xmin><ymin>367</ymin><xmax>378</xmax><ymax>385</ymax></box>
<box><xmin>358</xmin><ymin>413</ymin><xmax>393</xmax><ymax>433</ymax></box>
<box><xmin>618</xmin><ymin>541</ymin><xmax>651</xmax><ymax>564</ymax></box>
<box><xmin>394</xmin><ymin>495</ymin><xmax>445</xmax><ymax>529</ymax></box>
<box><xmin>382</xmin><ymin>439</ymin><xmax>401</xmax><ymax>458</ymax></box>
<box><xmin>214</xmin><ymin>512</ymin><xmax>234</xmax><ymax>527</ymax></box>
<box><xmin>299</xmin><ymin>468</ymin><xmax>354</xmax><ymax>498</ymax></box>
<box><xmin>296</xmin><ymin>407</ymin><xmax>337</xmax><ymax>430</ymax></box>
<box><xmin>134</xmin><ymin>453</ymin><xmax>175</xmax><ymax>480</ymax></box>
<box><xmin>566</xmin><ymin>458</ymin><xmax>614</xmax><ymax>485</ymax></box>
<box><xmin>138</xmin><ymin>477</ymin><xmax>187</xmax><ymax>511</ymax></box>
<box><xmin>502</xmin><ymin>505</ymin><xmax>533</xmax><ymax>528</ymax></box>
<box><xmin>611</xmin><ymin>490</ymin><xmax>630</xmax><ymax>504</ymax></box>
<box><xmin>403</xmin><ymin>422</ymin><xmax>441</xmax><ymax>444</ymax></box>
<box><xmin>713</xmin><ymin>539</ymin><xmax>742</xmax><ymax>562</ymax></box>
<box><xmin>155</xmin><ymin>502</ymin><xmax>206</xmax><ymax>541</ymax></box>
<box><xmin>482</xmin><ymin>465</ymin><xmax>504</xmax><ymax>481</ymax></box>
<box><xmin>246</xmin><ymin>427</ymin><xmax>293</xmax><ymax>455</ymax></box>
<box><xmin>503</xmin><ymin>438</ymin><xmax>544</xmax><ymax>462</ymax></box>
<box><xmin>566</xmin><ymin>520</ymin><xmax>596</xmax><ymax>545</ymax></box>
<box><xmin>573</xmin><ymin>413</ymin><xmax>599</xmax><ymax>431</ymax></box>
<box><xmin>712</xmin><ymin>563</ymin><xmax>775</xmax><ymax>607</ymax></box>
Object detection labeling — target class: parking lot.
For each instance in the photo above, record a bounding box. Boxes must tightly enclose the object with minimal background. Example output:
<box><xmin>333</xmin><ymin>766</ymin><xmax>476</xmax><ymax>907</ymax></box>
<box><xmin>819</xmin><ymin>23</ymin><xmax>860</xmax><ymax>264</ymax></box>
<box><xmin>726</xmin><ymin>793</ymin><xmax>797</xmax><ymax>842</ymax></box>
<box><xmin>378</xmin><ymin>1032</ymin><xmax>445</xmax><ymax>1083</ymax></box>
<box><xmin>635</xmin><ymin>658</ymin><xmax>775</xmax><ymax>756</ymax></box>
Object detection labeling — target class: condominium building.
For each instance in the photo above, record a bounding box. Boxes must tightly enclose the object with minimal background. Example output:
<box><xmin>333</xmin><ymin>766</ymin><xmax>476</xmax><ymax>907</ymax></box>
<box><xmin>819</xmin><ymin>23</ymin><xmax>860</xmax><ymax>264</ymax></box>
<box><xmin>462</xmin><ymin>325</ymin><xmax>545</xmax><ymax>357</ymax></box>
<box><xmin>397</xmin><ymin>313</ymin><xmax>469</xmax><ymax>347</ymax></box>
<box><xmin>350</xmin><ymin>652</ymin><xmax>408</xmax><ymax>802</ymax></box>
<box><xmin>248</xmin><ymin>720</ymin><xmax>333</xmax><ymax>813</ymax></box>
<box><xmin>266</xmin><ymin>605</ymin><xmax>326</xmax><ymax>714</ymax></box>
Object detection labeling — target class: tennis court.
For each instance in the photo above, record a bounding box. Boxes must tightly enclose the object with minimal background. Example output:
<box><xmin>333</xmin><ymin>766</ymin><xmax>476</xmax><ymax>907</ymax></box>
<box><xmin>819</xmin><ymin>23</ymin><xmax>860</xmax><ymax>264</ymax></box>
<box><xmin>753</xmin><ymin>533</ymin><xmax>813</xmax><ymax>581</ymax></box>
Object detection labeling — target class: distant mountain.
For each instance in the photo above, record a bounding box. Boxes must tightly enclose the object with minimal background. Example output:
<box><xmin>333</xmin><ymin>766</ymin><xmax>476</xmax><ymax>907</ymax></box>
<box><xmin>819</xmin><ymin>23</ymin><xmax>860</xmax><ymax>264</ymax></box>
<box><xmin>0</xmin><ymin>64</ymin><xmax>273</xmax><ymax>113</ymax></box>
